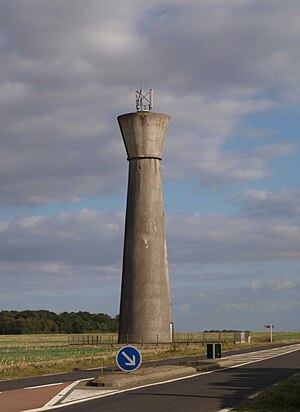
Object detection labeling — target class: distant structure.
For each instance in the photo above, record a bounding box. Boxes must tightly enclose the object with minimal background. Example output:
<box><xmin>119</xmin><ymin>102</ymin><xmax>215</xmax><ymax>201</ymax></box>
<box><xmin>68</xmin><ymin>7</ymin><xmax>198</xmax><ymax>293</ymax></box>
<box><xmin>117</xmin><ymin>89</ymin><xmax>173</xmax><ymax>343</ymax></box>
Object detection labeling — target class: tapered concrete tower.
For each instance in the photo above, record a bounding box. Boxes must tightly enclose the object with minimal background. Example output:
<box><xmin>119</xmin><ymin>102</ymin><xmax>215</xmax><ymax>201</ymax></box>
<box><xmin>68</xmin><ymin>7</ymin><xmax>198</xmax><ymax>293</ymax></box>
<box><xmin>118</xmin><ymin>89</ymin><xmax>173</xmax><ymax>343</ymax></box>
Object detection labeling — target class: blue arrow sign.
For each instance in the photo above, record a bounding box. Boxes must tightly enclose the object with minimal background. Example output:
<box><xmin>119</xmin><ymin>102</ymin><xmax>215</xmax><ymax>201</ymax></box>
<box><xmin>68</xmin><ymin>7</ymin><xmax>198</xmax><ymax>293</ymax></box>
<box><xmin>116</xmin><ymin>346</ymin><xmax>142</xmax><ymax>372</ymax></box>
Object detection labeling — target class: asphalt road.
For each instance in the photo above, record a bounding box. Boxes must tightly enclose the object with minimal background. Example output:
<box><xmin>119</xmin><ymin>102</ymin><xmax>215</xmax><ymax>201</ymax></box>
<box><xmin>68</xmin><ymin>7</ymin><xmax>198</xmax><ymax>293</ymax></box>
<box><xmin>0</xmin><ymin>342</ymin><xmax>296</xmax><ymax>393</ymax></box>
<box><xmin>46</xmin><ymin>346</ymin><xmax>300</xmax><ymax>412</ymax></box>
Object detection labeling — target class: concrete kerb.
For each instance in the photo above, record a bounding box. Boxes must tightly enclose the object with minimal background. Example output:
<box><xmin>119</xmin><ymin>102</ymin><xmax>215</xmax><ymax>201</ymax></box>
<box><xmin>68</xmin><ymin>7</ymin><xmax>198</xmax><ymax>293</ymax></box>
<box><xmin>89</xmin><ymin>357</ymin><xmax>235</xmax><ymax>389</ymax></box>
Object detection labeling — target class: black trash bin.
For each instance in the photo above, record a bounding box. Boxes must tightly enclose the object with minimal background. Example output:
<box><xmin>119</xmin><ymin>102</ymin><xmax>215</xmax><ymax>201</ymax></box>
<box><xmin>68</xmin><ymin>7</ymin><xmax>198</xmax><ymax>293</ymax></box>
<box><xmin>207</xmin><ymin>343</ymin><xmax>214</xmax><ymax>359</ymax></box>
<box><xmin>207</xmin><ymin>343</ymin><xmax>222</xmax><ymax>359</ymax></box>
<box><xmin>215</xmin><ymin>343</ymin><xmax>222</xmax><ymax>358</ymax></box>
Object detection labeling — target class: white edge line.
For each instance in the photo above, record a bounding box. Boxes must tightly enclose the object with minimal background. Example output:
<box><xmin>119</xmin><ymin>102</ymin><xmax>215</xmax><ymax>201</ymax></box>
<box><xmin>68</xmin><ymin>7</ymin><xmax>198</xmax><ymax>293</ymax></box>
<box><xmin>248</xmin><ymin>391</ymin><xmax>263</xmax><ymax>399</ymax></box>
<box><xmin>24</xmin><ymin>383</ymin><xmax>64</xmax><ymax>390</ymax></box>
<box><xmin>22</xmin><ymin>344</ymin><xmax>300</xmax><ymax>412</ymax></box>
<box><xmin>218</xmin><ymin>408</ymin><xmax>234</xmax><ymax>412</ymax></box>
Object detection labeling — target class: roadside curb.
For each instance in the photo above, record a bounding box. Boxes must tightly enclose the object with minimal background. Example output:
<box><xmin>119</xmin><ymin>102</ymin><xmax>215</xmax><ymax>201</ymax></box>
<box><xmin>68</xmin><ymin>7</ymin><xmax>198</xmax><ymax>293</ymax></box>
<box><xmin>90</xmin><ymin>358</ymin><xmax>235</xmax><ymax>389</ymax></box>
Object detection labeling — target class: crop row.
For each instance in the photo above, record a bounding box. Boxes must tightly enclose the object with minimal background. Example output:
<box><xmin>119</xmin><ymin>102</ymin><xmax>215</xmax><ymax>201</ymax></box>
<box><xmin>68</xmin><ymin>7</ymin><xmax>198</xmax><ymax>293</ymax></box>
<box><xmin>0</xmin><ymin>346</ymin><xmax>111</xmax><ymax>366</ymax></box>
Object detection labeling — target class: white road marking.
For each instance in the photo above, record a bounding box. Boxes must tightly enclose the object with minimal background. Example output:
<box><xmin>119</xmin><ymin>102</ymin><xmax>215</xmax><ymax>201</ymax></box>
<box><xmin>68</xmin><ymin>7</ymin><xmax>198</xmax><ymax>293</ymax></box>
<box><xmin>24</xmin><ymin>383</ymin><xmax>64</xmax><ymax>390</ymax></box>
<box><xmin>43</xmin><ymin>379</ymin><xmax>91</xmax><ymax>408</ymax></box>
<box><xmin>22</xmin><ymin>344</ymin><xmax>300</xmax><ymax>412</ymax></box>
<box><xmin>21</xmin><ymin>380</ymin><xmax>87</xmax><ymax>411</ymax></box>
<box><xmin>248</xmin><ymin>391</ymin><xmax>263</xmax><ymax>399</ymax></box>
<box><xmin>61</xmin><ymin>389</ymin><xmax>117</xmax><ymax>404</ymax></box>
<box><xmin>218</xmin><ymin>408</ymin><xmax>234</xmax><ymax>412</ymax></box>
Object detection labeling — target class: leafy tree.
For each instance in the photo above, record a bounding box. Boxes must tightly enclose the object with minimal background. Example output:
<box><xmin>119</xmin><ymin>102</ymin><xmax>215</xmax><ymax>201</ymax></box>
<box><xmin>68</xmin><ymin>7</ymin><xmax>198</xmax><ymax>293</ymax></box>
<box><xmin>0</xmin><ymin>310</ymin><xmax>119</xmax><ymax>334</ymax></box>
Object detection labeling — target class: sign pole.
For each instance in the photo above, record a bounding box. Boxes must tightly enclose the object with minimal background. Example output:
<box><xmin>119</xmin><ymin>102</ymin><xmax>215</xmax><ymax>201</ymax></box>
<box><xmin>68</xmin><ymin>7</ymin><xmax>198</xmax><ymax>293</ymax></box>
<box><xmin>264</xmin><ymin>324</ymin><xmax>274</xmax><ymax>343</ymax></box>
<box><xmin>270</xmin><ymin>324</ymin><xmax>273</xmax><ymax>343</ymax></box>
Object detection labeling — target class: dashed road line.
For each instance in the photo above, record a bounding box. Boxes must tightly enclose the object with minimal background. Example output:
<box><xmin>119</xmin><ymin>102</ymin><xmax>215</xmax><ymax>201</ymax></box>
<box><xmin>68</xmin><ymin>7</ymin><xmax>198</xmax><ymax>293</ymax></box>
<box><xmin>24</xmin><ymin>383</ymin><xmax>64</xmax><ymax>390</ymax></box>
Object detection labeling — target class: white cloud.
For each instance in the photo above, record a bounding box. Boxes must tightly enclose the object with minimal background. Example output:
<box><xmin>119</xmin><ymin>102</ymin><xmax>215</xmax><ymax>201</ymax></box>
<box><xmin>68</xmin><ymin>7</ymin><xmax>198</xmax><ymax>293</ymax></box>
<box><xmin>253</xmin><ymin>142</ymin><xmax>298</xmax><ymax>159</ymax></box>
<box><xmin>1</xmin><ymin>209</ymin><xmax>299</xmax><ymax>277</ymax></box>
<box><xmin>249</xmin><ymin>279</ymin><xmax>262</xmax><ymax>291</ymax></box>
<box><xmin>140</xmin><ymin>0</ymin><xmax>300</xmax><ymax>97</ymax></box>
<box><xmin>270</xmin><ymin>278</ymin><xmax>296</xmax><ymax>291</ymax></box>
<box><xmin>0</xmin><ymin>1</ymin><xmax>299</xmax><ymax>205</ymax></box>
<box><xmin>160</xmin><ymin>93</ymin><xmax>281</xmax><ymax>183</ymax></box>
<box><xmin>167</xmin><ymin>212</ymin><xmax>300</xmax><ymax>264</ymax></box>
<box><xmin>222</xmin><ymin>302</ymin><xmax>250</xmax><ymax>311</ymax></box>
<box><xmin>0</xmin><ymin>207</ymin><xmax>299</xmax><ymax>326</ymax></box>
<box><xmin>0</xmin><ymin>0</ymin><xmax>299</xmax><ymax>328</ymax></box>
<box><xmin>238</xmin><ymin>189</ymin><xmax>300</xmax><ymax>217</ymax></box>
<box><xmin>0</xmin><ymin>210</ymin><xmax>124</xmax><ymax>266</ymax></box>
<box><xmin>249</xmin><ymin>277</ymin><xmax>298</xmax><ymax>291</ymax></box>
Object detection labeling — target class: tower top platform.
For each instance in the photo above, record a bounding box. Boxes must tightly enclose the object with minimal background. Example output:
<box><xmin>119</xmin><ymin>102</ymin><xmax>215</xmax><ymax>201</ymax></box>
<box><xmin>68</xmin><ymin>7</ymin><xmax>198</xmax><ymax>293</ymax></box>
<box><xmin>117</xmin><ymin>111</ymin><xmax>170</xmax><ymax>160</ymax></box>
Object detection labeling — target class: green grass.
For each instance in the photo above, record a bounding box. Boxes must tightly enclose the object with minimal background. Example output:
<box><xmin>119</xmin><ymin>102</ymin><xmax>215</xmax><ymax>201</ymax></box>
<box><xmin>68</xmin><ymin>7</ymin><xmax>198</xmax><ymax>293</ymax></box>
<box><xmin>0</xmin><ymin>334</ymin><xmax>115</xmax><ymax>380</ymax></box>
<box><xmin>0</xmin><ymin>345</ymin><xmax>111</xmax><ymax>365</ymax></box>
<box><xmin>250</xmin><ymin>331</ymin><xmax>300</xmax><ymax>343</ymax></box>
<box><xmin>235</xmin><ymin>372</ymin><xmax>300</xmax><ymax>412</ymax></box>
<box><xmin>0</xmin><ymin>334</ymin><xmax>67</xmax><ymax>346</ymax></box>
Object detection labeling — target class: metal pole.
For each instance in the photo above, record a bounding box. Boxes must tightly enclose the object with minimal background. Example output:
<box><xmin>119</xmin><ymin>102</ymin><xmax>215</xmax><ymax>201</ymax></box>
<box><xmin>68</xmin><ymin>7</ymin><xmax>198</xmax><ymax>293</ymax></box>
<box><xmin>270</xmin><ymin>324</ymin><xmax>273</xmax><ymax>343</ymax></box>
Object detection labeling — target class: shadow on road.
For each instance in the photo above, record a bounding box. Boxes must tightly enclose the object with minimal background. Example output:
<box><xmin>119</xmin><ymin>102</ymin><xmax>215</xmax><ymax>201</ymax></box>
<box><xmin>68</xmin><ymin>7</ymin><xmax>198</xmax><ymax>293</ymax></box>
<box><xmin>127</xmin><ymin>362</ymin><xmax>298</xmax><ymax>411</ymax></box>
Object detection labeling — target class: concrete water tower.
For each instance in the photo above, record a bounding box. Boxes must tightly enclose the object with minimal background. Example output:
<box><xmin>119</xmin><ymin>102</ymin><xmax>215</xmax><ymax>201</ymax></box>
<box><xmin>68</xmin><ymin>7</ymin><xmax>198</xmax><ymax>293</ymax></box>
<box><xmin>118</xmin><ymin>89</ymin><xmax>173</xmax><ymax>343</ymax></box>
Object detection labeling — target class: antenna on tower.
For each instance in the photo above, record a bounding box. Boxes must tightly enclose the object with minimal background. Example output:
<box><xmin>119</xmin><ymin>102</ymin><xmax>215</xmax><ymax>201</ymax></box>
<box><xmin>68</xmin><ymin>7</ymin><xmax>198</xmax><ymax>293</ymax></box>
<box><xmin>135</xmin><ymin>88</ymin><xmax>153</xmax><ymax>112</ymax></box>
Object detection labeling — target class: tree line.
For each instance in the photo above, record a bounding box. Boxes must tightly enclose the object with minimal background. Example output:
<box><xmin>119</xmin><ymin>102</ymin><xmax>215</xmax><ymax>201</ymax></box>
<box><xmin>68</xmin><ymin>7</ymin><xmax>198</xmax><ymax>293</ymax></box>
<box><xmin>204</xmin><ymin>329</ymin><xmax>251</xmax><ymax>333</ymax></box>
<box><xmin>0</xmin><ymin>310</ymin><xmax>119</xmax><ymax>334</ymax></box>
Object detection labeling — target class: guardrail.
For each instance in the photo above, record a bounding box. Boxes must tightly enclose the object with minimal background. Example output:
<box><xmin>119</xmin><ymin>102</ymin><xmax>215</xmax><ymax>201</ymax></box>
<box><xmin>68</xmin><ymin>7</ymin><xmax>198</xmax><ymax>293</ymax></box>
<box><xmin>68</xmin><ymin>332</ymin><xmax>251</xmax><ymax>347</ymax></box>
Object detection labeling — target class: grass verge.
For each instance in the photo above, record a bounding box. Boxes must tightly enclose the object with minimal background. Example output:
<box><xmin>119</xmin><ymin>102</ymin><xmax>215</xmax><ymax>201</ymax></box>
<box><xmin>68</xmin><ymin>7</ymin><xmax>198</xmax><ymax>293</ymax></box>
<box><xmin>235</xmin><ymin>372</ymin><xmax>300</xmax><ymax>412</ymax></box>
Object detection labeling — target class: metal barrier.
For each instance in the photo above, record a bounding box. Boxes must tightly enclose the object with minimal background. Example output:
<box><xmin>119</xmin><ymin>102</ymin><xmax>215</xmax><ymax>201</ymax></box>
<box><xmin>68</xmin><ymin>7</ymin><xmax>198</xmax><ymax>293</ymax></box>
<box><xmin>68</xmin><ymin>332</ymin><xmax>251</xmax><ymax>347</ymax></box>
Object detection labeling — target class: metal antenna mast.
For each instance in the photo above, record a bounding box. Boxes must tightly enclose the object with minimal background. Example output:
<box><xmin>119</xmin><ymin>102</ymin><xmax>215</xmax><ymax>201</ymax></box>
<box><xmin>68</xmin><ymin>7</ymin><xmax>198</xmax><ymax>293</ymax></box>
<box><xmin>135</xmin><ymin>88</ymin><xmax>153</xmax><ymax>112</ymax></box>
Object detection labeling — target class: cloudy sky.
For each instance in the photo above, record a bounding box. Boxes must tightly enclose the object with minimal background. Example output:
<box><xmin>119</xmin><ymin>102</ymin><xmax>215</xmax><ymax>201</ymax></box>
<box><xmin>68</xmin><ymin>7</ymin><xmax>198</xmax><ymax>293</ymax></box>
<box><xmin>1</xmin><ymin>0</ymin><xmax>299</xmax><ymax>332</ymax></box>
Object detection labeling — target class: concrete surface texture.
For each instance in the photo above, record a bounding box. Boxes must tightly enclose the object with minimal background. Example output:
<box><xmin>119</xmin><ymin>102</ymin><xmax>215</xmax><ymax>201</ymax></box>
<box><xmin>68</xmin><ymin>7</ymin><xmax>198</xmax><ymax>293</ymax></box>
<box><xmin>93</xmin><ymin>365</ymin><xmax>197</xmax><ymax>389</ymax></box>
<box><xmin>118</xmin><ymin>111</ymin><xmax>173</xmax><ymax>343</ymax></box>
